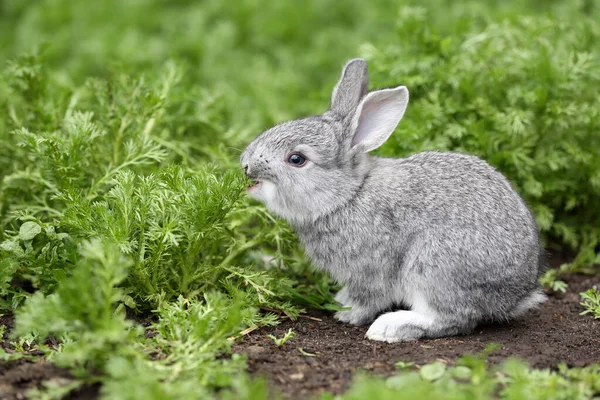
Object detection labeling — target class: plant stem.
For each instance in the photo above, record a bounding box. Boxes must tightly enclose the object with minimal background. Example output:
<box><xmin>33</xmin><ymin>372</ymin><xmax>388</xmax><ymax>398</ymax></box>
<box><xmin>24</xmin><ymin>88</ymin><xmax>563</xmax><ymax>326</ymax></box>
<box><xmin>219</xmin><ymin>239</ymin><xmax>261</xmax><ymax>269</ymax></box>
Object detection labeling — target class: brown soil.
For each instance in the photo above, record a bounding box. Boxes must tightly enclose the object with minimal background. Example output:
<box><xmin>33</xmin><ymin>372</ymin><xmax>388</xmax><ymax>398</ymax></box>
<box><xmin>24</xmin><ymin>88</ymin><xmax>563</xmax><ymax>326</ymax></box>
<box><xmin>232</xmin><ymin>273</ymin><xmax>600</xmax><ymax>398</ymax></box>
<box><xmin>0</xmin><ymin>358</ymin><xmax>100</xmax><ymax>400</ymax></box>
<box><xmin>0</xmin><ymin>314</ymin><xmax>99</xmax><ymax>400</ymax></box>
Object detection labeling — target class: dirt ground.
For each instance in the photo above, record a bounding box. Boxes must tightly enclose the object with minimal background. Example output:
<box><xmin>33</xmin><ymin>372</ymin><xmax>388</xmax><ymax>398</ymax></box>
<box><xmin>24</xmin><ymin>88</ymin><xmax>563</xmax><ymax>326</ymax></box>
<box><xmin>232</xmin><ymin>273</ymin><xmax>600</xmax><ymax>398</ymax></box>
<box><xmin>0</xmin><ymin>314</ymin><xmax>100</xmax><ymax>400</ymax></box>
<box><xmin>0</xmin><ymin>272</ymin><xmax>599</xmax><ymax>399</ymax></box>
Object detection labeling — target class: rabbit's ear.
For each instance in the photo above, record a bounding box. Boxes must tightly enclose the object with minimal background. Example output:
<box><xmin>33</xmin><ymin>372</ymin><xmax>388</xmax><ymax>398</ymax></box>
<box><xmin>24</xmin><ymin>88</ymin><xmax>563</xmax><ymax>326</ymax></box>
<box><xmin>350</xmin><ymin>86</ymin><xmax>409</xmax><ymax>152</ymax></box>
<box><xmin>331</xmin><ymin>59</ymin><xmax>369</xmax><ymax>116</ymax></box>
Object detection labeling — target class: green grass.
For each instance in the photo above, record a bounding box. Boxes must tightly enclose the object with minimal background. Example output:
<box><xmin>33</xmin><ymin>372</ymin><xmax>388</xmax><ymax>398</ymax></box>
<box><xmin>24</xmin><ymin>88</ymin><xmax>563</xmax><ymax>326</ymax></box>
<box><xmin>1</xmin><ymin>0</ymin><xmax>599</xmax><ymax>399</ymax></box>
<box><xmin>336</xmin><ymin>347</ymin><xmax>600</xmax><ymax>400</ymax></box>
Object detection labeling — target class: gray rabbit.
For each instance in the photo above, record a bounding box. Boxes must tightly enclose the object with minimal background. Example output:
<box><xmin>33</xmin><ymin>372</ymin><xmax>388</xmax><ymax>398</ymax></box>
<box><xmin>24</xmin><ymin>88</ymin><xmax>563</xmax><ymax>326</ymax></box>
<box><xmin>240</xmin><ymin>59</ymin><xmax>545</xmax><ymax>342</ymax></box>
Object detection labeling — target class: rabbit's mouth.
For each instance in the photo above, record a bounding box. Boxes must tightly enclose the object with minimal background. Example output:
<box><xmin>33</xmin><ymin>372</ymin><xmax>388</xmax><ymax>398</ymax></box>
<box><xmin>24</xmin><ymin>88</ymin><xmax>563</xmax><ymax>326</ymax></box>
<box><xmin>247</xmin><ymin>180</ymin><xmax>261</xmax><ymax>190</ymax></box>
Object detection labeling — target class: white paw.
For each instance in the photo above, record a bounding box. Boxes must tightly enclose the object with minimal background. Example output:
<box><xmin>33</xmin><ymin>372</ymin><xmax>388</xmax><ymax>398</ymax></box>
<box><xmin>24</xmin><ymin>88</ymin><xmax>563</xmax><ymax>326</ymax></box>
<box><xmin>365</xmin><ymin>313</ymin><xmax>406</xmax><ymax>342</ymax></box>
<box><xmin>365</xmin><ymin>311</ymin><xmax>432</xmax><ymax>343</ymax></box>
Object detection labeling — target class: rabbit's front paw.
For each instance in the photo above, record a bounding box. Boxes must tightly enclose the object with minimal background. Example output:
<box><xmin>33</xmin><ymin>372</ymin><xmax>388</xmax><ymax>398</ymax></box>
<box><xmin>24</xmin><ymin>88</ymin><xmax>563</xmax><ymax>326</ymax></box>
<box><xmin>366</xmin><ymin>311</ymin><xmax>433</xmax><ymax>342</ymax></box>
<box><xmin>334</xmin><ymin>307</ymin><xmax>376</xmax><ymax>326</ymax></box>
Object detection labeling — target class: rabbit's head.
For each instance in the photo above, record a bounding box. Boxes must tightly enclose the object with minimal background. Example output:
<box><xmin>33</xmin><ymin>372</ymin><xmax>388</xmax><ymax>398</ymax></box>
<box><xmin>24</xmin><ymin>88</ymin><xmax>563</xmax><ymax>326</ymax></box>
<box><xmin>241</xmin><ymin>59</ymin><xmax>409</xmax><ymax>224</ymax></box>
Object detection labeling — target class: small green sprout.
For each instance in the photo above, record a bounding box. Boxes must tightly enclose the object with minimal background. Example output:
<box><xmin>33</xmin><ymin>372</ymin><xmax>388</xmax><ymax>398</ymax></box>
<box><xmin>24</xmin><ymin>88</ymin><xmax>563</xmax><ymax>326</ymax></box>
<box><xmin>580</xmin><ymin>289</ymin><xmax>600</xmax><ymax>319</ymax></box>
<box><xmin>395</xmin><ymin>360</ymin><xmax>415</xmax><ymax>369</ymax></box>
<box><xmin>268</xmin><ymin>328</ymin><xmax>296</xmax><ymax>347</ymax></box>
<box><xmin>298</xmin><ymin>347</ymin><xmax>318</xmax><ymax>357</ymax></box>
<box><xmin>539</xmin><ymin>269</ymin><xmax>568</xmax><ymax>293</ymax></box>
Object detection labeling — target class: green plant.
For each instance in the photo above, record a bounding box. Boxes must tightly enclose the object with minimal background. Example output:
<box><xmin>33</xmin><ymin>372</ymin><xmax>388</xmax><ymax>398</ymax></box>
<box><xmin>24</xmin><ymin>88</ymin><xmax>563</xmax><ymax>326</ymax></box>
<box><xmin>395</xmin><ymin>361</ymin><xmax>415</xmax><ymax>370</ymax></box>
<box><xmin>0</xmin><ymin>33</ymin><xmax>316</xmax><ymax>399</ymax></box>
<box><xmin>267</xmin><ymin>329</ymin><xmax>296</xmax><ymax>347</ymax></box>
<box><xmin>580</xmin><ymin>289</ymin><xmax>600</xmax><ymax>319</ymax></box>
<box><xmin>339</xmin><ymin>354</ymin><xmax>600</xmax><ymax>400</ymax></box>
<box><xmin>539</xmin><ymin>268</ymin><xmax>568</xmax><ymax>293</ymax></box>
<box><xmin>13</xmin><ymin>239</ymin><xmax>140</xmax><ymax>369</ymax></box>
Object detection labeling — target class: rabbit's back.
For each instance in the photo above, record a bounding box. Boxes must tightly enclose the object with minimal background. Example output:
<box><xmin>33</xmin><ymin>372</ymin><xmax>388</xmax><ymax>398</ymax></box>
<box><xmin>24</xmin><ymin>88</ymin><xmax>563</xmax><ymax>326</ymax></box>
<box><xmin>369</xmin><ymin>151</ymin><xmax>537</xmax><ymax>237</ymax></box>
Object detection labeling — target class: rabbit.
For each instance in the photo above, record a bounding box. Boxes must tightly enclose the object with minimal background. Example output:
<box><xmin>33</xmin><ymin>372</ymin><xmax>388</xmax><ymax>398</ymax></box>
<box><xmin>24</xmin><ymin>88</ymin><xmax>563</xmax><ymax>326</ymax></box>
<box><xmin>240</xmin><ymin>59</ymin><xmax>546</xmax><ymax>342</ymax></box>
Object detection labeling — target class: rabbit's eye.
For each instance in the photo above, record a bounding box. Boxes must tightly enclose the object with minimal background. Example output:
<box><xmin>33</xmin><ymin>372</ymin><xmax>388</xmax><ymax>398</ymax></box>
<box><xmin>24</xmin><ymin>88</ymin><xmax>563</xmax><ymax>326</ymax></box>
<box><xmin>287</xmin><ymin>153</ymin><xmax>307</xmax><ymax>167</ymax></box>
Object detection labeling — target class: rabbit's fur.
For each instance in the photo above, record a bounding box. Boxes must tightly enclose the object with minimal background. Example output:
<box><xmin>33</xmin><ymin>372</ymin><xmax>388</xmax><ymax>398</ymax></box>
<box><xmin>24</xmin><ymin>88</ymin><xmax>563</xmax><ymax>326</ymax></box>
<box><xmin>241</xmin><ymin>59</ymin><xmax>545</xmax><ymax>342</ymax></box>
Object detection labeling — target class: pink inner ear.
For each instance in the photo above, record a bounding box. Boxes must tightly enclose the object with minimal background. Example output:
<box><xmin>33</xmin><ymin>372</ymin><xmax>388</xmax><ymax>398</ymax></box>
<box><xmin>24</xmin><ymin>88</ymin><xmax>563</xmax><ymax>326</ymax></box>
<box><xmin>351</xmin><ymin>96</ymin><xmax>397</xmax><ymax>148</ymax></box>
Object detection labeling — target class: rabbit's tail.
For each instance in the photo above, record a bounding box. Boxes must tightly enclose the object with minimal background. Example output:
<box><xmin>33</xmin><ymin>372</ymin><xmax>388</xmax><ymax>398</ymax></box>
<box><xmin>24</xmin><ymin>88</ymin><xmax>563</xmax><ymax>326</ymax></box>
<box><xmin>509</xmin><ymin>290</ymin><xmax>547</xmax><ymax>319</ymax></box>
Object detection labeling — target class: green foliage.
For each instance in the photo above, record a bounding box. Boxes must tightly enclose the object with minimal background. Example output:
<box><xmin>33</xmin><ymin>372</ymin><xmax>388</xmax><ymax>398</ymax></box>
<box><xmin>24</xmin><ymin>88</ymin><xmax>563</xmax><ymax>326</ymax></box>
<box><xmin>267</xmin><ymin>328</ymin><xmax>296</xmax><ymax>347</ymax></box>
<box><xmin>0</xmin><ymin>0</ymin><xmax>402</xmax><ymax>134</ymax></box>
<box><xmin>13</xmin><ymin>239</ymin><xmax>140</xmax><ymax>369</ymax></box>
<box><xmin>0</xmin><ymin>51</ymin><xmax>306</xmax><ymax>311</ymax></box>
<box><xmin>539</xmin><ymin>268</ymin><xmax>568</xmax><ymax>293</ymax></box>
<box><xmin>0</xmin><ymin>20</ymin><xmax>320</xmax><ymax>397</ymax></box>
<box><xmin>1</xmin><ymin>216</ymin><xmax>75</xmax><ymax>308</ymax></box>
<box><xmin>1</xmin><ymin>58</ymin><xmax>176</xmax><ymax>219</ymax></box>
<box><xmin>100</xmin><ymin>293</ymin><xmax>257</xmax><ymax>400</ymax></box>
<box><xmin>419</xmin><ymin>361</ymin><xmax>447</xmax><ymax>382</ymax></box>
<box><xmin>395</xmin><ymin>361</ymin><xmax>415</xmax><ymax>370</ymax></box>
<box><xmin>580</xmin><ymin>288</ymin><xmax>600</xmax><ymax>319</ymax></box>
<box><xmin>12</xmin><ymin>239</ymin><xmax>271</xmax><ymax>399</ymax></box>
<box><xmin>59</xmin><ymin>167</ymin><xmax>245</xmax><ymax>301</ymax></box>
<box><xmin>339</xmin><ymin>354</ymin><xmax>600</xmax><ymax>400</ymax></box>
<box><xmin>96</xmin><ymin>290</ymin><xmax>281</xmax><ymax>400</ymax></box>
